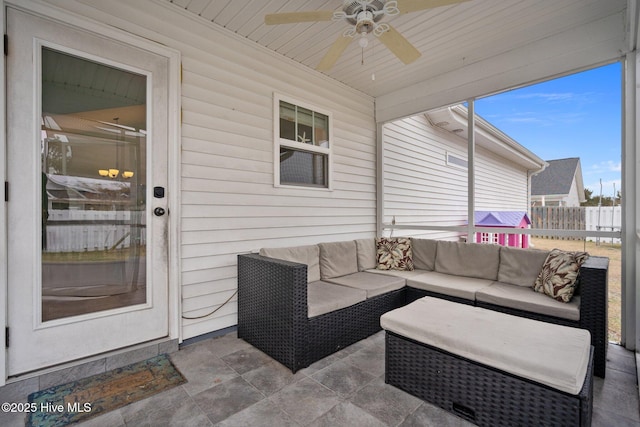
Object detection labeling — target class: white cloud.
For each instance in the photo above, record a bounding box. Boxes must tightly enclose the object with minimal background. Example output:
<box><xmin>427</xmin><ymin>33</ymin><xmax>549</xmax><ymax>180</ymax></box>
<box><xmin>514</xmin><ymin>91</ymin><xmax>598</xmax><ymax>105</ymax></box>
<box><xmin>587</xmin><ymin>160</ymin><xmax>621</xmax><ymax>174</ymax></box>
<box><xmin>516</xmin><ymin>92</ymin><xmax>577</xmax><ymax>102</ymax></box>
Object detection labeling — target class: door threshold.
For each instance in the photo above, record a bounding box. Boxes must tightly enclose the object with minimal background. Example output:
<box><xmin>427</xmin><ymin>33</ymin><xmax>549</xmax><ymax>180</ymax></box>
<box><xmin>4</xmin><ymin>337</ymin><xmax>178</xmax><ymax>388</ymax></box>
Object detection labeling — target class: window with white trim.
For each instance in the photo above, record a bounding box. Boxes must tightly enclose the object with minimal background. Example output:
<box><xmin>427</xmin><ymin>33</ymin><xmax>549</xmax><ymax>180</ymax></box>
<box><xmin>275</xmin><ymin>96</ymin><xmax>331</xmax><ymax>188</ymax></box>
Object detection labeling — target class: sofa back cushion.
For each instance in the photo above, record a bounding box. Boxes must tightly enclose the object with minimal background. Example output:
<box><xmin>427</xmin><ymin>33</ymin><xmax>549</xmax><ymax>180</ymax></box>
<box><xmin>498</xmin><ymin>246</ymin><xmax>550</xmax><ymax>287</ymax></box>
<box><xmin>435</xmin><ymin>240</ymin><xmax>500</xmax><ymax>280</ymax></box>
<box><xmin>259</xmin><ymin>244</ymin><xmax>320</xmax><ymax>283</ymax></box>
<box><xmin>319</xmin><ymin>240</ymin><xmax>359</xmax><ymax>279</ymax></box>
<box><xmin>411</xmin><ymin>238</ymin><xmax>438</xmax><ymax>271</ymax></box>
<box><xmin>533</xmin><ymin>249</ymin><xmax>589</xmax><ymax>303</ymax></box>
<box><xmin>376</xmin><ymin>237</ymin><xmax>414</xmax><ymax>271</ymax></box>
<box><xmin>355</xmin><ymin>238</ymin><xmax>377</xmax><ymax>271</ymax></box>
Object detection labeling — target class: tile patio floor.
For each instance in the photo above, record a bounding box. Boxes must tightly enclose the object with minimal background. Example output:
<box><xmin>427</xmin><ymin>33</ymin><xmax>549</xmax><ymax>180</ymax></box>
<box><xmin>1</xmin><ymin>330</ymin><xmax>639</xmax><ymax>426</ymax></box>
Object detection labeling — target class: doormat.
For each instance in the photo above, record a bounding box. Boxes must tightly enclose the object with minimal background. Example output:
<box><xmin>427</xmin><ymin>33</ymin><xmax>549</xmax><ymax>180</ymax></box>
<box><xmin>27</xmin><ymin>353</ymin><xmax>186</xmax><ymax>427</ymax></box>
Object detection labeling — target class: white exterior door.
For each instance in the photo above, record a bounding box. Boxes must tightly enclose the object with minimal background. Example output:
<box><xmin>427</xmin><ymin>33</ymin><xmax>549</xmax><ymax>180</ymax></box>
<box><xmin>6</xmin><ymin>7</ymin><xmax>171</xmax><ymax>375</ymax></box>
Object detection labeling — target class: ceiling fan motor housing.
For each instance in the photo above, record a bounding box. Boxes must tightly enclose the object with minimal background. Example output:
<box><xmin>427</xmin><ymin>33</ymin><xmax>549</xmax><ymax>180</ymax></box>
<box><xmin>344</xmin><ymin>0</ymin><xmax>386</xmax><ymax>29</ymax></box>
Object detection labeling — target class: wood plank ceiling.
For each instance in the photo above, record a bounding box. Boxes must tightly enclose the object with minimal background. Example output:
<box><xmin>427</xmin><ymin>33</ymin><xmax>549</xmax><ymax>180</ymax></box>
<box><xmin>163</xmin><ymin>0</ymin><xmax>627</xmax><ymax>99</ymax></box>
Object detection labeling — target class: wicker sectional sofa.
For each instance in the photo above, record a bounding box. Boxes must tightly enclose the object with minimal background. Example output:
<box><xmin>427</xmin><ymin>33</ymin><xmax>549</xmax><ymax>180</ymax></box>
<box><xmin>237</xmin><ymin>238</ymin><xmax>609</xmax><ymax>376</ymax></box>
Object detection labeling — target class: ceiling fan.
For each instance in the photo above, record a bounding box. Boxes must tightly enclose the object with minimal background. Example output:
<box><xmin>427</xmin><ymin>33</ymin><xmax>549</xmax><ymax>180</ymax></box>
<box><xmin>265</xmin><ymin>0</ymin><xmax>470</xmax><ymax>71</ymax></box>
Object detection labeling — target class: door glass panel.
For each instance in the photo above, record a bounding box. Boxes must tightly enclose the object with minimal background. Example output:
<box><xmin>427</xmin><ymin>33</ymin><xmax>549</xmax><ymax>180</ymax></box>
<box><xmin>41</xmin><ymin>47</ymin><xmax>147</xmax><ymax>321</ymax></box>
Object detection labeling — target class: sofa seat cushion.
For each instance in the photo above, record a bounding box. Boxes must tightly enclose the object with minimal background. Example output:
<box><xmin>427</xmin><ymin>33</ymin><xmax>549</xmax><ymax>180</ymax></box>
<box><xmin>476</xmin><ymin>282</ymin><xmax>580</xmax><ymax>321</ymax></box>
<box><xmin>260</xmin><ymin>245</ymin><xmax>320</xmax><ymax>283</ymax></box>
<box><xmin>381</xmin><ymin>297</ymin><xmax>591</xmax><ymax>395</ymax></box>
<box><xmin>325</xmin><ymin>272</ymin><xmax>405</xmax><ymax>298</ymax></box>
<box><xmin>307</xmin><ymin>281</ymin><xmax>367</xmax><ymax>318</ymax></box>
<box><xmin>365</xmin><ymin>268</ymin><xmax>428</xmax><ymax>280</ymax></box>
<box><xmin>406</xmin><ymin>271</ymin><xmax>493</xmax><ymax>301</ymax></box>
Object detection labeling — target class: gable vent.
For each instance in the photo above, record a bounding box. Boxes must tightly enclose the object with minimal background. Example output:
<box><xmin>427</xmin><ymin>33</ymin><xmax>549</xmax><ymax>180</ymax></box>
<box><xmin>446</xmin><ymin>153</ymin><xmax>468</xmax><ymax>169</ymax></box>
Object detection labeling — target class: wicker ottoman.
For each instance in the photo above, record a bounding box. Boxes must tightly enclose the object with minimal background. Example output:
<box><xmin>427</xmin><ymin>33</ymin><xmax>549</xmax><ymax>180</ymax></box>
<box><xmin>381</xmin><ymin>297</ymin><xmax>593</xmax><ymax>427</ymax></box>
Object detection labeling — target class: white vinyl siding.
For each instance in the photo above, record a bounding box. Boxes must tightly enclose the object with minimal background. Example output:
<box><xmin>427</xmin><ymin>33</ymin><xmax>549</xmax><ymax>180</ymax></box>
<box><xmin>49</xmin><ymin>0</ymin><xmax>376</xmax><ymax>340</ymax></box>
<box><xmin>475</xmin><ymin>148</ymin><xmax>529</xmax><ymax>211</ymax></box>
<box><xmin>383</xmin><ymin>114</ymin><xmax>529</xmax><ymax>240</ymax></box>
<box><xmin>177</xmin><ymin>29</ymin><xmax>375</xmax><ymax>338</ymax></box>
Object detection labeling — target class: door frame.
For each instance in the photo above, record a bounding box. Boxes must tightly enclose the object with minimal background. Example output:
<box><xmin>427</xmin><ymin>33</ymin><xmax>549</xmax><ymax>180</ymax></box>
<box><xmin>0</xmin><ymin>0</ymin><xmax>182</xmax><ymax>385</ymax></box>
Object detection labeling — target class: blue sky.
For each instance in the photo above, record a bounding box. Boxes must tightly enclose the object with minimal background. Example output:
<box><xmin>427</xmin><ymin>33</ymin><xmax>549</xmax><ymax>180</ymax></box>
<box><xmin>474</xmin><ymin>62</ymin><xmax>622</xmax><ymax>197</ymax></box>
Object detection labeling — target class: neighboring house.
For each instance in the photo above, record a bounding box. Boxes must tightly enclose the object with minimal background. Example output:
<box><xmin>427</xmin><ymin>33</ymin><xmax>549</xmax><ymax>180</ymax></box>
<box><xmin>383</xmin><ymin>105</ymin><xmax>545</xmax><ymax>240</ymax></box>
<box><xmin>531</xmin><ymin>158</ymin><xmax>586</xmax><ymax>207</ymax></box>
<box><xmin>0</xmin><ymin>0</ymin><xmax>636</xmax><ymax>384</ymax></box>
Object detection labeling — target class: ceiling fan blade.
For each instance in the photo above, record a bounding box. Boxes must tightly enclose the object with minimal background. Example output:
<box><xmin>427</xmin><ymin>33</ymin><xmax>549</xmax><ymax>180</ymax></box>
<box><xmin>377</xmin><ymin>25</ymin><xmax>421</xmax><ymax>65</ymax></box>
<box><xmin>265</xmin><ymin>10</ymin><xmax>334</xmax><ymax>25</ymax></box>
<box><xmin>316</xmin><ymin>35</ymin><xmax>354</xmax><ymax>72</ymax></box>
<box><xmin>396</xmin><ymin>0</ymin><xmax>470</xmax><ymax>14</ymax></box>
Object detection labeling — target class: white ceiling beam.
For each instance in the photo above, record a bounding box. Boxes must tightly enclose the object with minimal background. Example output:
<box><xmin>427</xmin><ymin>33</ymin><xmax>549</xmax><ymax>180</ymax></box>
<box><xmin>376</xmin><ymin>12</ymin><xmax>627</xmax><ymax>123</ymax></box>
<box><xmin>627</xmin><ymin>0</ymin><xmax>640</xmax><ymax>52</ymax></box>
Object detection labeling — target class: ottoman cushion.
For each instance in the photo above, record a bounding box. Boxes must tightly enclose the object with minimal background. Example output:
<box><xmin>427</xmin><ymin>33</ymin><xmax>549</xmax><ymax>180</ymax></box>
<box><xmin>381</xmin><ymin>297</ymin><xmax>591</xmax><ymax>395</ymax></box>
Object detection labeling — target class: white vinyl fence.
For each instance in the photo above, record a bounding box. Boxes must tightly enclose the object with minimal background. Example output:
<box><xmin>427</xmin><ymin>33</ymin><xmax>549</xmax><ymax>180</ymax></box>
<box><xmin>585</xmin><ymin>206</ymin><xmax>621</xmax><ymax>244</ymax></box>
<box><xmin>531</xmin><ymin>206</ymin><xmax>621</xmax><ymax>244</ymax></box>
<box><xmin>44</xmin><ymin>209</ymin><xmax>146</xmax><ymax>252</ymax></box>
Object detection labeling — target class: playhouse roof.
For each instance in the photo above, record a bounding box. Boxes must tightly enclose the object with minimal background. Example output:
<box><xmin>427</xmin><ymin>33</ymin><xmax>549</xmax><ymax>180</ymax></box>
<box><xmin>473</xmin><ymin>211</ymin><xmax>531</xmax><ymax>227</ymax></box>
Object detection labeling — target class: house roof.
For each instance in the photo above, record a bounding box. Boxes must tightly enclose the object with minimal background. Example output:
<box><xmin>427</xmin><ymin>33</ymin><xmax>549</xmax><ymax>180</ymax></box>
<box><xmin>473</xmin><ymin>211</ymin><xmax>530</xmax><ymax>227</ymax></box>
<box><xmin>425</xmin><ymin>105</ymin><xmax>545</xmax><ymax>171</ymax></box>
<box><xmin>531</xmin><ymin>158</ymin><xmax>583</xmax><ymax>197</ymax></box>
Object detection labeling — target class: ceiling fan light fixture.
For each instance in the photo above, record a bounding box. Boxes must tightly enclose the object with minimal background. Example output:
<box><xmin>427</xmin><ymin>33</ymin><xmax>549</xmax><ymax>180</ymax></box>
<box><xmin>358</xmin><ymin>32</ymin><xmax>369</xmax><ymax>48</ymax></box>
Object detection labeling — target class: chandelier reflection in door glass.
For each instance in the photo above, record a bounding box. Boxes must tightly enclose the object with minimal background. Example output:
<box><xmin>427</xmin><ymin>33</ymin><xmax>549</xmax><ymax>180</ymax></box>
<box><xmin>98</xmin><ymin>169</ymin><xmax>134</xmax><ymax>179</ymax></box>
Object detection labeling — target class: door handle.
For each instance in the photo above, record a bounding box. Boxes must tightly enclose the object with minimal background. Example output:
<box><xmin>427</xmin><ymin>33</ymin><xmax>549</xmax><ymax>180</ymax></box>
<box><xmin>154</xmin><ymin>207</ymin><xmax>166</xmax><ymax>217</ymax></box>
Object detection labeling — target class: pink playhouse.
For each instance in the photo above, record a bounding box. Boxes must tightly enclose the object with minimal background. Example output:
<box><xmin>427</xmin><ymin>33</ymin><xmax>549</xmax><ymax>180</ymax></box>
<box><xmin>473</xmin><ymin>211</ymin><xmax>531</xmax><ymax>248</ymax></box>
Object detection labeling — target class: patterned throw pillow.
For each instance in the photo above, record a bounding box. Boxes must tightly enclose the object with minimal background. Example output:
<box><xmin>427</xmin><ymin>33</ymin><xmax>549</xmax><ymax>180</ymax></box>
<box><xmin>533</xmin><ymin>249</ymin><xmax>589</xmax><ymax>303</ymax></box>
<box><xmin>376</xmin><ymin>237</ymin><xmax>414</xmax><ymax>271</ymax></box>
